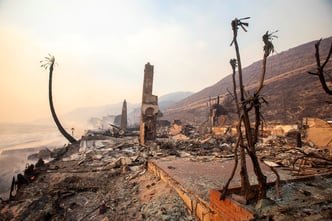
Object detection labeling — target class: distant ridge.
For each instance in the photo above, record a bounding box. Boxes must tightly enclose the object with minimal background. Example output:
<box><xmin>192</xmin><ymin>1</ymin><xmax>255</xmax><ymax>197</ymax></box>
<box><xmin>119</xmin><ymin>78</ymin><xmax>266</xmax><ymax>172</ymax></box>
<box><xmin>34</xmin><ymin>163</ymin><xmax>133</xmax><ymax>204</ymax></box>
<box><xmin>60</xmin><ymin>91</ymin><xmax>193</xmax><ymax>126</ymax></box>
<box><xmin>162</xmin><ymin>37</ymin><xmax>332</xmax><ymax>124</ymax></box>
<box><xmin>158</xmin><ymin>91</ymin><xmax>193</xmax><ymax>111</ymax></box>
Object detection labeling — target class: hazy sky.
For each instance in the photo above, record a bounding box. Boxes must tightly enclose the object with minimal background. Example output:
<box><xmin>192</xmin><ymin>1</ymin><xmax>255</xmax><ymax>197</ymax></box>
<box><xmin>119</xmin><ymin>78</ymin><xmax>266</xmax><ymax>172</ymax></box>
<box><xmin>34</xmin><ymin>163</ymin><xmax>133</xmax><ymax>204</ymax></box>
<box><xmin>1</xmin><ymin>0</ymin><xmax>331</xmax><ymax>123</ymax></box>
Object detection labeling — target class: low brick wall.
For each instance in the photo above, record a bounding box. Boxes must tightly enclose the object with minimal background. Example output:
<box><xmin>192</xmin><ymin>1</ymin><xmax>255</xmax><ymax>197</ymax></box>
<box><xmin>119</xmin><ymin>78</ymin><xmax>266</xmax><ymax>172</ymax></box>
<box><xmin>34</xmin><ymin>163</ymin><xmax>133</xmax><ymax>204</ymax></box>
<box><xmin>210</xmin><ymin>189</ymin><xmax>254</xmax><ymax>221</ymax></box>
<box><xmin>149</xmin><ymin>159</ymin><xmax>332</xmax><ymax>221</ymax></box>
<box><xmin>148</xmin><ymin>161</ymin><xmax>217</xmax><ymax>220</ymax></box>
<box><xmin>148</xmin><ymin>160</ymin><xmax>256</xmax><ymax>221</ymax></box>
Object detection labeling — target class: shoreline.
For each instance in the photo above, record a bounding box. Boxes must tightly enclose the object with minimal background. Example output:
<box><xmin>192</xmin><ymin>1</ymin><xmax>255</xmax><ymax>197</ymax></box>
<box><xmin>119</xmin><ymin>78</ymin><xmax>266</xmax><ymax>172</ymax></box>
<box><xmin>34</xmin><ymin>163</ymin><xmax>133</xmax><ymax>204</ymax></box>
<box><xmin>0</xmin><ymin>122</ymin><xmax>84</xmax><ymax>200</ymax></box>
<box><xmin>0</xmin><ymin>144</ymin><xmax>64</xmax><ymax>200</ymax></box>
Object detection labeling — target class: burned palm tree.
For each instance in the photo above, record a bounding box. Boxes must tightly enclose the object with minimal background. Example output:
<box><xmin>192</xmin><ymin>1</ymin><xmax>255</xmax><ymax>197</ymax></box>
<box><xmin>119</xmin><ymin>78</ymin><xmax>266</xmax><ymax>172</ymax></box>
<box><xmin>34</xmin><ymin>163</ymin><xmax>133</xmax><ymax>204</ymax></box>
<box><xmin>221</xmin><ymin>17</ymin><xmax>277</xmax><ymax>200</ymax></box>
<box><xmin>41</xmin><ymin>55</ymin><xmax>77</xmax><ymax>144</ymax></box>
<box><xmin>221</xmin><ymin>58</ymin><xmax>251</xmax><ymax>200</ymax></box>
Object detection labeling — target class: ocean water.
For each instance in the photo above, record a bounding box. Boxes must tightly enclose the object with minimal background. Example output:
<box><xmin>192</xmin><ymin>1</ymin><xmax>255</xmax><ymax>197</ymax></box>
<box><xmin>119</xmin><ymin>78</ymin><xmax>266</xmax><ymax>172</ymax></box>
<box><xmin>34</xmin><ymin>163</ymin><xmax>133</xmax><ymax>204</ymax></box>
<box><xmin>0</xmin><ymin>123</ymin><xmax>69</xmax><ymax>199</ymax></box>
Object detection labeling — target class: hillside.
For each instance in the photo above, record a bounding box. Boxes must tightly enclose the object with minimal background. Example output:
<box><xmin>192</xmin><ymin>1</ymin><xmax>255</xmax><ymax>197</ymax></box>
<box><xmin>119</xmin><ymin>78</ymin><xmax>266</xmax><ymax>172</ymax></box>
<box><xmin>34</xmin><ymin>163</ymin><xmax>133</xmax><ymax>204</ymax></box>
<box><xmin>158</xmin><ymin>91</ymin><xmax>193</xmax><ymax>110</ymax></box>
<box><xmin>60</xmin><ymin>92</ymin><xmax>193</xmax><ymax>127</ymax></box>
<box><xmin>162</xmin><ymin>37</ymin><xmax>332</xmax><ymax>124</ymax></box>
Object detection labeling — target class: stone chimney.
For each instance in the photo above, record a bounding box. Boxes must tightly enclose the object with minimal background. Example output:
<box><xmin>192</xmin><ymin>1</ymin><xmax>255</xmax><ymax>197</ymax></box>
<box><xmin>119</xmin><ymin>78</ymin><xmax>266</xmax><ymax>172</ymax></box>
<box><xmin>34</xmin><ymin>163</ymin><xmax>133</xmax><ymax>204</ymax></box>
<box><xmin>140</xmin><ymin>63</ymin><xmax>158</xmax><ymax>145</ymax></box>
<box><xmin>120</xmin><ymin>99</ymin><xmax>127</xmax><ymax>130</ymax></box>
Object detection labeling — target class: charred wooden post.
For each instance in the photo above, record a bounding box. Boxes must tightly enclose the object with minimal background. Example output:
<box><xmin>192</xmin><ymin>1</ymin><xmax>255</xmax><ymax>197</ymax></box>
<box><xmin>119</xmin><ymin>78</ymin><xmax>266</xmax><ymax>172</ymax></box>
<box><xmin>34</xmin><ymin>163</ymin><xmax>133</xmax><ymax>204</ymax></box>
<box><xmin>9</xmin><ymin>176</ymin><xmax>15</xmax><ymax>200</ymax></box>
<box><xmin>297</xmin><ymin>132</ymin><xmax>302</xmax><ymax>148</ymax></box>
<box><xmin>140</xmin><ymin>63</ymin><xmax>158</xmax><ymax>145</ymax></box>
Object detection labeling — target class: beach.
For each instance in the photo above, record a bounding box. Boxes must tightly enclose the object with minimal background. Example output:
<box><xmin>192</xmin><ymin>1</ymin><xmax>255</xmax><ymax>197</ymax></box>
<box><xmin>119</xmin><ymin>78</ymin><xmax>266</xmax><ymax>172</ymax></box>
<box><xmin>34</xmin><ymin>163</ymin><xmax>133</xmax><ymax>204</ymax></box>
<box><xmin>0</xmin><ymin>123</ymin><xmax>68</xmax><ymax>199</ymax></box>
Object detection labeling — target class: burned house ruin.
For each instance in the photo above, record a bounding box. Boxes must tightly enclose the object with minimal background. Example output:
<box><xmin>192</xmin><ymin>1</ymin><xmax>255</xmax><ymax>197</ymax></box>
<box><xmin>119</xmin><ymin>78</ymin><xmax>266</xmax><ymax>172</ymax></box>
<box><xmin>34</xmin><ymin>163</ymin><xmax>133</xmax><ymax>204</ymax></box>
<box><xmin>208</xmin><ymin>96</ymin><xmax>227</xmax><ymax>127</ymax></box>
<box><xmin>140</xmin><ymin>62</ymin><xmax>158</xmax><ymax>145</ymax></box>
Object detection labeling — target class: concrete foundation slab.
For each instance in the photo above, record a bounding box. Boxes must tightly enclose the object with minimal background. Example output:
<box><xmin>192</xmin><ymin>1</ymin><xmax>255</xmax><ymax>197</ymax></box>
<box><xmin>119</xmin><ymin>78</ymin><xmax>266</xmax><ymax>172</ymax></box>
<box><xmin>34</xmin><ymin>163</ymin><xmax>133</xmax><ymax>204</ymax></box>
<box><xmin>148</xmin><ymin>157</ymin><xmax>332</xmax><ymax>220</ymax></box>
<box><xmin>151</xmin><ymin>157</ymin><xmax>294</xmax><ymax>201</ymax></box>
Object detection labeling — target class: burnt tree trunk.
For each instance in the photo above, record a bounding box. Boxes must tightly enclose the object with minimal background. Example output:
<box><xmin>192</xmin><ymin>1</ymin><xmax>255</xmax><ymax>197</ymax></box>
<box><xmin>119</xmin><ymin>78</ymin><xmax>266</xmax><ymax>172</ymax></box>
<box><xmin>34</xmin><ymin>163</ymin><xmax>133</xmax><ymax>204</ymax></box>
<box><xmin>48</xmin><ymin>58</ymin><xmax>77</xmax><ymax>144</ymax></box>
<box><xmin>308</xmin><ymin>39</ymin><xmax>332</xmax><ymax>95</ymax></box>
<box><xmin>226</xmin><ymin>18</ymin><xmax>276</xmax><ymax>200</ymax></box>
<box><xmin>220</xmin><ymin>59</ymin><xmax>250</xmax><ymax>200</ymax></box>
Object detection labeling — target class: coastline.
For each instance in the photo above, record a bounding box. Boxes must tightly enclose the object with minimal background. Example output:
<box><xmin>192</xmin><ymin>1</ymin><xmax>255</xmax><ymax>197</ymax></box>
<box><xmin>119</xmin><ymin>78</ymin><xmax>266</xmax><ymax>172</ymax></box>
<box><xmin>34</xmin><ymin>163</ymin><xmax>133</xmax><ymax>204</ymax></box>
<box><xmin>0</xmin><ymin>127</ymin><xmax>68</xmax><ymax>200</ymax></box>
<box><xmin>0</xmin><ymin>145</ymin><xmax>62</xmax><ymax>200</ymax></box>
<box><xmin>0</xmin><ymin>121</ymin><xmax>89</xmax><ymax>200</ymax></box>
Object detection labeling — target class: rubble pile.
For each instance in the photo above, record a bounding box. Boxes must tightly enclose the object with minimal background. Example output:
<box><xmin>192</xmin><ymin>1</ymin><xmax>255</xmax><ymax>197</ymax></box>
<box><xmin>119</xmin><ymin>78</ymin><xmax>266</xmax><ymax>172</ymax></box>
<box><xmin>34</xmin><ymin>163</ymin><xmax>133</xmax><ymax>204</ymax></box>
<box><xmin>156</xmin><ymin>138</ymin><xmax>233</xmax><ymax>158</ymax></box>
<box><xmin>0</xmin><ymin>122</ymin><xmax>331</xmax><ymax>220</ymax></box>
<box><xmin>256</xmin><ymin>136</ymin><xmax>332</xmax><ymax>176</ymax></box>
<box><xmin>0</xmin><ymin>136</ymin><xmax>195</xmax><ymax>221</ymax></box>
<box><xmin>260</xmin><ymin>175</ymin><xmax>332</xmax><ymax>220</ymax></box>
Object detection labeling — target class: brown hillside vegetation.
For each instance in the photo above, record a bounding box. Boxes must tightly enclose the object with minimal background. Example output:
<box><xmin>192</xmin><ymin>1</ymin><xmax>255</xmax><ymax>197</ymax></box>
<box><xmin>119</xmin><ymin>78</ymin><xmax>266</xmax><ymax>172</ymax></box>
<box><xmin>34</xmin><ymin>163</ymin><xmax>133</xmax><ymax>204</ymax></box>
<box><xmin>163</xmin><ymin>37</ymin><xmax>332</xmax><ymax>124</ymax></box>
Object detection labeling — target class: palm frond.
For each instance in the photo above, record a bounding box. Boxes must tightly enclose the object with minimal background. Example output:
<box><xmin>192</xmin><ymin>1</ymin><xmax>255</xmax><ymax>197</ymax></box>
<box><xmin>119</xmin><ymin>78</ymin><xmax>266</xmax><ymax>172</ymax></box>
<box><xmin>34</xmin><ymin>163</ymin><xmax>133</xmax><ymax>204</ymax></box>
<box><xmin>240</xmin><ymin>17</ymin><xmax>251</xmax><ymax>20</ymax></box>
<box><xmin>40</xmin><ymin>54</ymin><xmax>55</xmax><ymax>70</ymax></box>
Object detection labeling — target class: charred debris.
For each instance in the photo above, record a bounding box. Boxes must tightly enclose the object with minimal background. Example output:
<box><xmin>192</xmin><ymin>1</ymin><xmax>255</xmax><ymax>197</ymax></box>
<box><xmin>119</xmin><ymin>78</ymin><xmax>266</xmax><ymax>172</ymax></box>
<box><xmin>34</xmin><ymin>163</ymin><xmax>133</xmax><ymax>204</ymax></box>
<box><xmin>2</xmin><ymin>114</ymin><xmax>331</xmax><ymax>220</ymax></box>
<box><xmin>1</xmin><ymin>18</ymin><xmax>332</xmax><ymax>221</ymax></box>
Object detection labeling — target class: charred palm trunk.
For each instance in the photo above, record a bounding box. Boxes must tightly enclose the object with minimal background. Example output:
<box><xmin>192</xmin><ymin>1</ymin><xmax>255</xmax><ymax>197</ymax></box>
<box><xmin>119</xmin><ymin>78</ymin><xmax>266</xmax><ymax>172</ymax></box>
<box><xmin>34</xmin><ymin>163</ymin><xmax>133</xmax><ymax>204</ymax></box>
<box><xmin>231</xmin><ymin>21</ymin><xmax>252</xmax><ymax>199</ymax></box>
<box><xmin>49</xmin><ymin>60</ymin><xmax>77</xmax><ymax>144</ymax></box>
<box><xmin>220</xmin><ymin>59</ymin><xmax>250</xmax><ymax>200</ymax></box>
<box><xmin>230</xmin><ymin>18</ymin><xmax>273</xmax><ymax>200</ymax></box>
<box><xmin>231</xmin><ymin>59</ymin><xmax>251</xmax><ymax>198</ymax></box>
